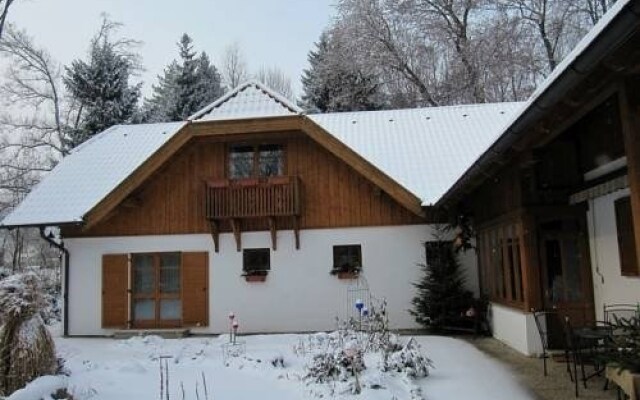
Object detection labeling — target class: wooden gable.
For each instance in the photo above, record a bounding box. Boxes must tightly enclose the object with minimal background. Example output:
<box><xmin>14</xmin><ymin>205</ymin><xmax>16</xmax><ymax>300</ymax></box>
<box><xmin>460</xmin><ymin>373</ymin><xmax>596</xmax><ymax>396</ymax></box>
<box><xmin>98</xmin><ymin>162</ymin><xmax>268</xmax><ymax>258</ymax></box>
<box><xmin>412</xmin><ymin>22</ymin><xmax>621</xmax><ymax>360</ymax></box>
<box><xmin>66</xmin><ymin>128</ymin><xmax>425</xmax><ymax>239</ymax></box>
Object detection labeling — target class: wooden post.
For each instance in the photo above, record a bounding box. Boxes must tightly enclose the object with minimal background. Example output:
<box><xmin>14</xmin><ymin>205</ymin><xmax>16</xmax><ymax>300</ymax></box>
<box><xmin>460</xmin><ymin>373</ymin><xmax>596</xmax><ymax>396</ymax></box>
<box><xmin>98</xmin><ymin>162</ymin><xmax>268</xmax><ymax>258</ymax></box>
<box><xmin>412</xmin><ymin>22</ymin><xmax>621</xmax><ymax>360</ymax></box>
<box><xmin>518</xmin><ymin>213</ymin><xmax>542</xmax><ymax>312</ymax></box>
<box><xmin>293</xmin><ymin>216</ymin><xmax>300</xmax><ymax>250</ymax></box>
<box><xmin>230</xmin><ymin>218</ymin><xmax>242</xmax><ymax>252</ymax></box>
<box><xmin>619</xmin><ymin>80</ymin><xmax>640</xmax><ymax>274</ymax></box>
<box><xmin>268</xmin><ymin>217</ymin><xmax>277</xmax><ymax>251</ymax></box>
<box><xmin>209</xmin><ymin>220</ymin><xmax>220</xmax><ymax>253</ymax></box>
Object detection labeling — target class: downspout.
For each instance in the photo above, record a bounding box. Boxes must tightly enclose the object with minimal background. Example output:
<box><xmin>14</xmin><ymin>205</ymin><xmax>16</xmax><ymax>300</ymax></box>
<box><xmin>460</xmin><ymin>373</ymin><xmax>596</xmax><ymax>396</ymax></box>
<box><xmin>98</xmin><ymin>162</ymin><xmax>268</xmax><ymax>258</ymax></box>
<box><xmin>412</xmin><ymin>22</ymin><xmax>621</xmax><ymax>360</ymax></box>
<box><xmin>39</xmin><ymin>227</ymin><xmax>70</xmax><ymax>337</ymax></box>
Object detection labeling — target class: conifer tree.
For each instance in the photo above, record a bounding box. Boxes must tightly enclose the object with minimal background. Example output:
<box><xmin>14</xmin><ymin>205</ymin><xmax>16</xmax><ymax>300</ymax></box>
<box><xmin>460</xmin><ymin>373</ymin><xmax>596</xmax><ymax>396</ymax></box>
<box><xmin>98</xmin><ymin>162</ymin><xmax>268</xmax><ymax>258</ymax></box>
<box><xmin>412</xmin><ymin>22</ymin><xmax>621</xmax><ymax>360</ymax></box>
<box><xmin>63</xmin><ymin>18</ymin><xmax>141</xmax><ymax>147</ymax></box>
<box><xmin>144</xmin><ymin>34</ymin><xmax>224</xmax><ymax>122</ymax></box>
<box><xmin>410</xmin><ymin>228</ymin><xmax>472</xmax><ymax>331</ymax></box>
<box><xmin>300</xmin><ymin>31</ymin><xmax>384</xmax><ymax>113</ymax></box>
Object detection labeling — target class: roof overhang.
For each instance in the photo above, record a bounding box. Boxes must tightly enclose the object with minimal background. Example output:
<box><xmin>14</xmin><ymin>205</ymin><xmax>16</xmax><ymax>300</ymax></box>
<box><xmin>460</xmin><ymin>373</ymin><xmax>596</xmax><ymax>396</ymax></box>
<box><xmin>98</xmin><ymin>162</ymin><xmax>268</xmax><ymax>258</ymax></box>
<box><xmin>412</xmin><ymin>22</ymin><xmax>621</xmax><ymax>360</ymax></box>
<box><xmin>435</xmin><ymin>0</ymin><xmax>640</xmax><ymax>208</ymax></box>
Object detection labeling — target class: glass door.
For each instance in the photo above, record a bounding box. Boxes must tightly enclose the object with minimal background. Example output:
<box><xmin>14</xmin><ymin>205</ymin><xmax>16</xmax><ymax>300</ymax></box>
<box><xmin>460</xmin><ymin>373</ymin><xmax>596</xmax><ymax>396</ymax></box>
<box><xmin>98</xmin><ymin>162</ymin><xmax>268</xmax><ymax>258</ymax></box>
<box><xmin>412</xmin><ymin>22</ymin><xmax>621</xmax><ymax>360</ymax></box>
<box><xmin>131</xmin><ymin>253</ymin><xmax>182</xmax><ymax>328</ymax></box>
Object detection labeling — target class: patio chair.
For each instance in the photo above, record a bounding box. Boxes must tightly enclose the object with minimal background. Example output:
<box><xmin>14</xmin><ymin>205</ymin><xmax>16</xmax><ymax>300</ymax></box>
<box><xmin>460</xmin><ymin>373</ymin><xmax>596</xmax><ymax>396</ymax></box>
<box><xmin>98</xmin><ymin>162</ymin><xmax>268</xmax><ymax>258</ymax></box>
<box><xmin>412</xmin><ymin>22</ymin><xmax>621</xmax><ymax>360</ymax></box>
<box><xmin>532</xmin><ymin>310</ymin><xmax>556</xmax><ymax>377</ymax></box>
<box><xmin>563</xmin><ymin>316</ymin><xmax>587</xmax><ymax>398</ymax></box>
<box><xmin>603</xmin><ymin>303</ymin><xmax>639</xmax><ymax>325</ymax></box>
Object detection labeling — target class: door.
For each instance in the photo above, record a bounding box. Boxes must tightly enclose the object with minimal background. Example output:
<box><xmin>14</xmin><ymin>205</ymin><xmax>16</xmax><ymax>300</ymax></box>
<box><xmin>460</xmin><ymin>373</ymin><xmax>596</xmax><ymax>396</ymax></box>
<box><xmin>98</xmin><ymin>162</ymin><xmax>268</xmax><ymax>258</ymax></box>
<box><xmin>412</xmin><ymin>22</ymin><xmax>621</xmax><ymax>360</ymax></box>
<box><xmin>131</xmin><ymin>253</ymin><xmax>182</xmax><ymax>329</ymax></box>
<box><xmin>539</xmin><ymin>218</ymin><xmax>594</xmax><ymax>346</ymax></box>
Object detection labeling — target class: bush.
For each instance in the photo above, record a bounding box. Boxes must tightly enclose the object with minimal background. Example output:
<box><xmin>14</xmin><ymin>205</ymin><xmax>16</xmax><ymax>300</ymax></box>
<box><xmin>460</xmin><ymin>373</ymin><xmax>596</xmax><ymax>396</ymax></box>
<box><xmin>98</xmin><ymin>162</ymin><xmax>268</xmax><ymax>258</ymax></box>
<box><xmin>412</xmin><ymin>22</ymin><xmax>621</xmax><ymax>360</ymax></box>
<box><xmin>0</xmin><ymin>272</ymin><xmax>57</xmax><ymax>395</ymax></box>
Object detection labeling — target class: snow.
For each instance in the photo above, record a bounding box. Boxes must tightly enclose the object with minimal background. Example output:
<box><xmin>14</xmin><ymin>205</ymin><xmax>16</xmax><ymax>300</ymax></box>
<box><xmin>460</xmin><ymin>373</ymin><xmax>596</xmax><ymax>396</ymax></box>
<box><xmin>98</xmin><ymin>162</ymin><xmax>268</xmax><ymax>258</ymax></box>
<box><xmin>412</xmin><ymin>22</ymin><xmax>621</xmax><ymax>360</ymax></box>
<box><xmin>1</xmin><ymin>122</ymin><xmax>186</xmax><ymax>227</ymax></box>
<box><xmin>310</xmin><ymin>103</ymin><xmax>523</xmax><ymax>206</ymax></box>
<box><xmin>6</xmin><ymin>376</ymin><xmax>67</xmax><ymax>400</ymax></box>
<box><xmin>25</xmin><ymin>333</ymin><xmax>536</xmax><ymax>400</ymax></box>
<box><xmin>189</xmin><ymin>80</ymin><xmax>302</xmax><ymax>121</ymax></box>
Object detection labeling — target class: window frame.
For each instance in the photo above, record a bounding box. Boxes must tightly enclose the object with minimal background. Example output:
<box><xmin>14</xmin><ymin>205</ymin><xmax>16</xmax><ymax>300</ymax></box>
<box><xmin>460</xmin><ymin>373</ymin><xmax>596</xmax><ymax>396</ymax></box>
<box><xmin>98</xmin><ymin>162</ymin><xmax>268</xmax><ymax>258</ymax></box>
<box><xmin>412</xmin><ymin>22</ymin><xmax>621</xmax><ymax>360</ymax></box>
<box><xmin>331</xmin><ymin>244</ymin><xmax>363</xmax><ymax>274</ymax></box>
<box><xmin>242</xmin><ymin>248</ymin><xmax>271</xmax><ymax>276</ymax></box>
<box><xmin>130</xmin><ymin>251</ymin><xmax>182</xmax><ymax>328</ymax></box>
<box><xmin>226</xmin><ymin>142</ymin><xmax>286</xmax><ymax>180</ymax></box>
<box><xmin>615</xmin><ymin>195</ymin><xmax>639</xmax><ymax>277</ymax></box>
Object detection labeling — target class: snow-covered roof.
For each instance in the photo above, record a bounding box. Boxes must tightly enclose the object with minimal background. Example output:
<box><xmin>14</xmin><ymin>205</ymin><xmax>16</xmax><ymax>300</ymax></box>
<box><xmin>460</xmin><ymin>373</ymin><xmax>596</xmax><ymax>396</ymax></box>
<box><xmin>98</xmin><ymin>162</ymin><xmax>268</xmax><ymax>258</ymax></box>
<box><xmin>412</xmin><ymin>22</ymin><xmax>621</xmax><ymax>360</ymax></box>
<box><xmin>436</xmin><ymin>0</ymin><xmax>634</xmax><ymax>205</ymax></box>
<box><xmin>1</xmin><ymin>122</ymin><xmax>186</xmax><ymax>227</ymax></box>
<box><xmin>310</xmin><ymin>103</ymin><xmax>523</xmax><ymax>206</ymax></box>
<box><xmin>189</xmin><ymin>80</ymin><xmax>302</xmax><ymax>121</ymax></box>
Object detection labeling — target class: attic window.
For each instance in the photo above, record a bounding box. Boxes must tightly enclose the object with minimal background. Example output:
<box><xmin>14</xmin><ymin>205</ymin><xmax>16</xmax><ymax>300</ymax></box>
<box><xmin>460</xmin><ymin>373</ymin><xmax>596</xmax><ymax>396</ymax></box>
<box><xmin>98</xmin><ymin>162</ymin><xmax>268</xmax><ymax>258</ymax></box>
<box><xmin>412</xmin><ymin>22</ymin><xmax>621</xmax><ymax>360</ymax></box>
<box><xmin>228</xmin><ymin>144</ymin><xmax>285</xmax><ymax>179</ymax></box>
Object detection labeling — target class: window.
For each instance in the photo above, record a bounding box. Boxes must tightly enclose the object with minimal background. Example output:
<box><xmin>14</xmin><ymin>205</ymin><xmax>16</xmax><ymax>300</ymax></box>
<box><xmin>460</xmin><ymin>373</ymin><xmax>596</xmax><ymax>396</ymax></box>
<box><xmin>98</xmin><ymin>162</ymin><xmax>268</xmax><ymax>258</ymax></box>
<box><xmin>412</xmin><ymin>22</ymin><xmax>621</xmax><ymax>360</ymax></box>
<box><xmin>615</xmin><ymin>196</ymin><xmax>639</xmax><ymax>276</ymax></box>
<box><xmin>243</xmin><ymin>248</ymin><xmax>271</xmax><ymax>275</ymax></box>
<box><xmin>228</xmin><ymin>144</ymin><xmax>284</xmax><ymax>179</ymax></box>
<box><xmin>131</xmin><ymin>252</ymin><xmax>182</xmax><ymax>327</ymax></box>
<box><xmin>332</xmin><ymin>245</ymin><xmax>362</xmax><ymax>273</ymax></box>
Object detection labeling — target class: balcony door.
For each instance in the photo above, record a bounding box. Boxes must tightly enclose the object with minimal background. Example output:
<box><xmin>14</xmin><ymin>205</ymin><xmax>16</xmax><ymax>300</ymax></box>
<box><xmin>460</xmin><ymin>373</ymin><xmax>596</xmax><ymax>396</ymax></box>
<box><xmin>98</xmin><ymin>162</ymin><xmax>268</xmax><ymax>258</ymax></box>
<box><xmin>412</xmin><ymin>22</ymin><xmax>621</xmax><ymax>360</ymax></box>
<box><xmin>131</xmin><ymin>253</ymin><xmax>182</xmax><ymax>329</ymax></box>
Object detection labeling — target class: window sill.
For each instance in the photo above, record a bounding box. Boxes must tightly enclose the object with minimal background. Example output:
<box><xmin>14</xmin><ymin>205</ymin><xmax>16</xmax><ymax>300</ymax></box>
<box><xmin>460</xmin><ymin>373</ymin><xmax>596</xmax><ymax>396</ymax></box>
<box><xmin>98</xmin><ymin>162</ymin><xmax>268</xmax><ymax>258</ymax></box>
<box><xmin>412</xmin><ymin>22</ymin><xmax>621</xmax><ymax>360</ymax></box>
<box><xmin>331</xmin><ymin>270</ymin><xmax>360</xmax><ymax>280</ymax></box>
<box><xmin>243</xmin><ymin>273</ymin><xmax>268</xmax><ymax>282</ymax></box>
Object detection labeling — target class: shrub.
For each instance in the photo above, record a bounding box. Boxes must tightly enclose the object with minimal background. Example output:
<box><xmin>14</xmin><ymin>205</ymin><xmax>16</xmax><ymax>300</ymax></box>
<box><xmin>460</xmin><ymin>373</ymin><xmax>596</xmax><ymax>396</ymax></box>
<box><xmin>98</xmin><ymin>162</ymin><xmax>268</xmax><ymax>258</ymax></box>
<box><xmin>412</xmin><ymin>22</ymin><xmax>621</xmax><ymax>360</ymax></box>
<box><xmin>0</xmin><ymin>272</ymin><xmax>57</xmax><ymax>395</ymax></box>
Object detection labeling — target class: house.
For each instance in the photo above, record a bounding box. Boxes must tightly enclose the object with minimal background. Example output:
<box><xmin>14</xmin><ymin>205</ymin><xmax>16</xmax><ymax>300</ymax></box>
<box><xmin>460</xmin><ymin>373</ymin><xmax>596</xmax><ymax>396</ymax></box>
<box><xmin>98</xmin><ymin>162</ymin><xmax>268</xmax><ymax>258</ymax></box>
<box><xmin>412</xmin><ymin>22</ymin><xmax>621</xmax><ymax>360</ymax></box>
<box><xmin>436</xmin><ymin>0</ymin><xmax>640</xmax><ymax>355</ymax></box>
<box><xmin>0</xmin><ymin>80</ymin><xmax>518</xmax><ymax>336</ymax></box>
<box><xmin>2</xmin><ymin>0</ymin><xmax>639</xmax><ymax>354</ymax></box>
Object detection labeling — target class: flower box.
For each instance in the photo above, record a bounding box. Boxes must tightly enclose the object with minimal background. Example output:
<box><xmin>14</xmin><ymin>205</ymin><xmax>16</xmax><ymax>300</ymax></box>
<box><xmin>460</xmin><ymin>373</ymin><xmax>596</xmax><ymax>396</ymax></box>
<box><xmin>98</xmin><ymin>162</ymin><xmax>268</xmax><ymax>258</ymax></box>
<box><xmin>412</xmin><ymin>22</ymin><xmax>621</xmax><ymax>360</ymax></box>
<box><xmin>337</xmin><ymin>271</ymin><xmax>358</xmax><ymax>280</ymax></box>
<box><xmin>606</xmin><ymin>367</ymin><xmax>639</xmax><ymax>400</ymax></box>
<box><xmin>244</xmin><ymin>274</ymin><xmax>267</xmax><ymax>282</ymax></box>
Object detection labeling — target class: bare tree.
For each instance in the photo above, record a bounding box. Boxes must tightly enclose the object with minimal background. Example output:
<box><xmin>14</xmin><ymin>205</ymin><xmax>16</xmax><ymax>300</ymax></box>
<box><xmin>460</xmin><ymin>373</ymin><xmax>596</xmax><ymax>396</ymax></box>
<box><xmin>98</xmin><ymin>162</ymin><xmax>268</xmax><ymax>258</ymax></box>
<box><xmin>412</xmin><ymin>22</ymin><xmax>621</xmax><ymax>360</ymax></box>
<box><xmin>221</xmin><ymin>42</ymin><xmax>248</xmax><ymax>89</ymax></box>
<box><xmin>0</xmin><ymin>0</ymin><xmax>15</xmax><ymax>40</ymax></box>
<box><xmin>255</xmin><ymin>66</ymin><xmax>293</xmax><ymax>99</ymax></box>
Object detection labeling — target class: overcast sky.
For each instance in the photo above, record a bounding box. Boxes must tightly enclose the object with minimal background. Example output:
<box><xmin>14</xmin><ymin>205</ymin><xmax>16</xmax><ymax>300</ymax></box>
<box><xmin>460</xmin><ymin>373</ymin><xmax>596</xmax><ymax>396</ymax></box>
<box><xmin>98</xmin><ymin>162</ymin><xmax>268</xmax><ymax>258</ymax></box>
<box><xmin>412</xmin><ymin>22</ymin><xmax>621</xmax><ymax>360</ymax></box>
<box><xmin>6</xmin><ymin>0</ymin><xmax>336</xmax><ymax>98</ymax></box>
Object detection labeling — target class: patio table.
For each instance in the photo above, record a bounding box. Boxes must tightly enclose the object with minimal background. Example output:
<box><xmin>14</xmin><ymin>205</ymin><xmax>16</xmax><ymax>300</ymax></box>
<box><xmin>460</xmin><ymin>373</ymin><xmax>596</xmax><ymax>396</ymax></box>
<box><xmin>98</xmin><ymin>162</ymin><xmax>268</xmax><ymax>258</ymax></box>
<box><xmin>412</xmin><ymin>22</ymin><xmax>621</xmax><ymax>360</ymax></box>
<box><xmin>573</xmin><ymin>325</ymin><xmax>612</xmax><ymax>384</ymax></box>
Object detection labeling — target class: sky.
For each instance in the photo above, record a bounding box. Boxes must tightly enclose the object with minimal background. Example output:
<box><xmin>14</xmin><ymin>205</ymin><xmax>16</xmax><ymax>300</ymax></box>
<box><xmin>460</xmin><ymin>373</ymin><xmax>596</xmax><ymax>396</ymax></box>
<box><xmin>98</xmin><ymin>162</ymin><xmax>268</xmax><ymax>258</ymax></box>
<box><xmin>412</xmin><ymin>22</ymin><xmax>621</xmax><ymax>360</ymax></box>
<box><xmin>5</xmin><ymin>0</ymin><xmax>336</xmax><ymax>98</ymax></box>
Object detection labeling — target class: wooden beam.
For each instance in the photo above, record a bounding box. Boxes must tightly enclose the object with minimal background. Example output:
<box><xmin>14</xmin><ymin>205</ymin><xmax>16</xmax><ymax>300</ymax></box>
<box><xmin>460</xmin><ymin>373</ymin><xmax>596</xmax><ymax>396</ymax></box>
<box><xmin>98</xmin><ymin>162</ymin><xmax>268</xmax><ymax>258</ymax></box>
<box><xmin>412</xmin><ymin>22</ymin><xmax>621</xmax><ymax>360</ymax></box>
<box><xmin>293</xmin><ymin>216</ymin><xmax>300</xmax><ymax>250</ymax></box>
<box><xmin>209</xmin><ymin>220</ymin><xmax>220</xmax><ymax>253</ymax></box>
<box><xmin>619</xmin><ymin>79</ymin><xmax>640</xmax><ymax>274</ymax></box>
<box><xmin>301</xmin><ymin>118</ymin><xmax>425</xmax><ymax>218</ymax></box>
<box><xmin>190</xmin><ymin>116</ymin><xmax>303</xmax><ymax>137</ymax></box>
<box><xmin>518</xmin><ymin>213</ymin><xmax>542</xmax><ymax>311</ymax></box>
<box><xmin>230</xmin><ymin>218</ymin><xmax>242</xmax><ymax>252</ymax></box>
<box><xmin>268</xmin><ymin>217</ymin><xmax>277</xmax><ymax>251</ymax></box>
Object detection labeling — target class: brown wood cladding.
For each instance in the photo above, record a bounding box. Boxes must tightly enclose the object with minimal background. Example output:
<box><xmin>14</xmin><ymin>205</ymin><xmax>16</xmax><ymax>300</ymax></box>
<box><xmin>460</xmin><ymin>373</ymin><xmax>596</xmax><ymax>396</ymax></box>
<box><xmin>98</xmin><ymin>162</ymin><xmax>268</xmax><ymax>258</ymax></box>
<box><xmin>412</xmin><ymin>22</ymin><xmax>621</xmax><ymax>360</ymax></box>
<box><xmin>102</xmin><ymin>254</ymin><xmax>129</xmax><ymax>328</ymax></box>
<box><xmin>69</xmin><ymin>132</ymin><xmax>423</xmax><ymax>237</ymax></box>
<box><xmin>181</xmin><ymin>252</ymin><xmax>209</xmax><ymax>327</ymax></box>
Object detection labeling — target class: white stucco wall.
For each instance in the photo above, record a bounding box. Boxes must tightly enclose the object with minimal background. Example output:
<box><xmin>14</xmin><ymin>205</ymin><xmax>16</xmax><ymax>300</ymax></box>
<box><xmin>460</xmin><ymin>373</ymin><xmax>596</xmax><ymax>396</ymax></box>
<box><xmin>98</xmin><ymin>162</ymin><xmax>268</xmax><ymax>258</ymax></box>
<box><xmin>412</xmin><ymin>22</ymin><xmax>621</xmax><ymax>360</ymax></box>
<box><xmin>489</xmin><ymin>303</ymin><xmax>542</xmax><ymax>356</ymax></box>
<box><xmin>64</xmin><ymin>225</ymin><xmax>478</xmax><ymax>336</ymax></box>
<box><xmin>587</xmin><ymin>188</ymin><xmax>640</xmax><ymax>321</ymax></box>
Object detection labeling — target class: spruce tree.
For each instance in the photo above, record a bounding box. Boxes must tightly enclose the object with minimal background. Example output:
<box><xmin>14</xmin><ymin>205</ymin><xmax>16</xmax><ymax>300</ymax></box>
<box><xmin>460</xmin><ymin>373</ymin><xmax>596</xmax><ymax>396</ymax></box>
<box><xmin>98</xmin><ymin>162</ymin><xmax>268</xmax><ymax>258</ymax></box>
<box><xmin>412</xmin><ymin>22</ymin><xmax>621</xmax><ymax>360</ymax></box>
<box><xmin>410</xmin><ymin>229</ymin><xmax>473</xmax><ymax>332</ymax></box>
<box><xmin>143</xmin><ymin>34</ymin><xmax>224</xmax><ymax>122</ymax></box>
<box><xmin>300</xmin><ymin>31</ymin><xmax>384</xmax><ymax>113</ymax></box>
<box><xmin>64</xmin><ymin>20</ymin><xmax>141</xmax><ymax>147</ymax></box>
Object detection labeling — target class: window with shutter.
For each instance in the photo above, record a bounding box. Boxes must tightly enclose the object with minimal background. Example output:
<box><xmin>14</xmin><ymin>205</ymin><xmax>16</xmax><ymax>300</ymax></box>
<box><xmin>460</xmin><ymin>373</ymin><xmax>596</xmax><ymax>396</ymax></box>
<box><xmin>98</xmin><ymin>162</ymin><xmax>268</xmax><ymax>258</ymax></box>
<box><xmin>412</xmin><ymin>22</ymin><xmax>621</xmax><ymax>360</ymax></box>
<box><xmin>615</xmin><ymin>196</ymin><xmax>639</xmax><ymax>276</ymax></box>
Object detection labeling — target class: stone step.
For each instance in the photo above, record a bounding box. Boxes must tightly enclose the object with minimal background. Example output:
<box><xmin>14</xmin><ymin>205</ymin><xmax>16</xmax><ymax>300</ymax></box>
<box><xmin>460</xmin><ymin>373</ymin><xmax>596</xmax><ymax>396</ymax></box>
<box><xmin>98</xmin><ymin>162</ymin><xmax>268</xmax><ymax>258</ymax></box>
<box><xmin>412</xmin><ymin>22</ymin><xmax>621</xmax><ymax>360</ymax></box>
<box><xmin>113</xmin><ymin>329</ymin><xmax>191</xmax><ymax>340</ymax></box>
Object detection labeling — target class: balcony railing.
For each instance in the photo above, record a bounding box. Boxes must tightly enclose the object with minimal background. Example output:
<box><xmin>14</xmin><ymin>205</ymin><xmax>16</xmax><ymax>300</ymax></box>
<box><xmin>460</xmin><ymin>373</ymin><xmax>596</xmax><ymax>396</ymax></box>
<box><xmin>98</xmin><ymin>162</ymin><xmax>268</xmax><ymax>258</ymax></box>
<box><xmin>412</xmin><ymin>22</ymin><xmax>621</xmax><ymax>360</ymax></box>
<box><xmin>205</xmin><ymin>176</ymin><xmax>302</xmax><ymax>220</ymax></box>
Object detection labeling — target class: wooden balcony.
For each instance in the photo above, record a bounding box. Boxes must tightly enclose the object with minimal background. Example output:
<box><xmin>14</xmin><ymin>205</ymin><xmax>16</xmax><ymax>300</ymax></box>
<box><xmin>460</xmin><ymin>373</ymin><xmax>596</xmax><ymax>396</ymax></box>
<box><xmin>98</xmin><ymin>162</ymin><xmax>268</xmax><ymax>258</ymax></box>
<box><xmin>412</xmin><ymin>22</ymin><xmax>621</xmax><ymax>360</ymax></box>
<box><xmin>205</xmin><ymin>176</ymin><xmax>302</xmax><ymax>252</ymax></box>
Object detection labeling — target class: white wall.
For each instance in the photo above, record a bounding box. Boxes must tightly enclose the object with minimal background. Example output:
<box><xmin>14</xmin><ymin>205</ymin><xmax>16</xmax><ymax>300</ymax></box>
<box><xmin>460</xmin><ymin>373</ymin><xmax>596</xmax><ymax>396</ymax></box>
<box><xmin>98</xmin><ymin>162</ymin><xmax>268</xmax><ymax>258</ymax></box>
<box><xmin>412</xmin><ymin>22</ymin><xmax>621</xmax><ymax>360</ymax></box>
<box><xmin>490</xmin><ymin>303</ymin><xmax>542</xmax><ymax>356</ymax></box>
<box><xmin>587</xmin><ymin>188</ymin><xmax>640</xmax><ymax>321</ymax></box>
<box><xmin>65</xmin><ymin>225</ymin><xmax>479</xmax><ymax>336</ymax></box>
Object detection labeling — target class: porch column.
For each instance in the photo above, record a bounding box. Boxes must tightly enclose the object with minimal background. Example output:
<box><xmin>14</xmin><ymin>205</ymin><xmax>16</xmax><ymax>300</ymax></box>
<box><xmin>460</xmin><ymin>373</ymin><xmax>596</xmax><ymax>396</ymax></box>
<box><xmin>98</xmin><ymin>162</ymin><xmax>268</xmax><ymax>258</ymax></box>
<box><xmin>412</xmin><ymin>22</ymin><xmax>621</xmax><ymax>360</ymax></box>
<box><xmin>619</xmin><ymin>78</ymin><xmax>640</xmax><ymax>274</ymax></box>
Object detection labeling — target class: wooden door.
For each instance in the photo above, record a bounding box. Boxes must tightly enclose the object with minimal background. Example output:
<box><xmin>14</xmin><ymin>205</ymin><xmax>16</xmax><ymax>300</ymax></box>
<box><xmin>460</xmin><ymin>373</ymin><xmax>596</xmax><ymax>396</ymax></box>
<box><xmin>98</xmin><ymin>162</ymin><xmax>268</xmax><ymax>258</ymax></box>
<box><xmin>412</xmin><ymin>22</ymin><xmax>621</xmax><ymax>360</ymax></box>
<box><xmin>539</xmin><ymin>218</ymin><xmax>594</xmax><ymax>346</ymax></box>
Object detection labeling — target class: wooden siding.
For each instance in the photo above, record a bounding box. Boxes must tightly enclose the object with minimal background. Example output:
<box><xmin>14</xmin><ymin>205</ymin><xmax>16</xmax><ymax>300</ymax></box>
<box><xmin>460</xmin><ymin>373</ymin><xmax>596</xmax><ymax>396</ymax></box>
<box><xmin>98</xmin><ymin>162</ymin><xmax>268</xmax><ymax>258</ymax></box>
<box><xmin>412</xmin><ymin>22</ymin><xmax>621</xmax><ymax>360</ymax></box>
<box><xmin>67</xmin><ymin>133</ymin><xmax>423</xmax><ymax>237</ymax></box>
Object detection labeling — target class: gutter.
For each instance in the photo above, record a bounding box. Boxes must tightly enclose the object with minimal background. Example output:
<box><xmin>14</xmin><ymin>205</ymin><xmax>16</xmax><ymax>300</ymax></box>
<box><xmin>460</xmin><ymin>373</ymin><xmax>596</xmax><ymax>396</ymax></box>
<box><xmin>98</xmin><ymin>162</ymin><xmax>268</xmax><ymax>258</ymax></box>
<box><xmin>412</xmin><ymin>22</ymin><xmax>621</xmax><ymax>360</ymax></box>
<box><xmin>436</xmin><ymin>0</ymin><xmax>640</xmax><ymax>207</ymax></box>
<box><xmin>39</xmin><ymin>227</ymin><xmax>70</xmax><ymax>337</ymax></box>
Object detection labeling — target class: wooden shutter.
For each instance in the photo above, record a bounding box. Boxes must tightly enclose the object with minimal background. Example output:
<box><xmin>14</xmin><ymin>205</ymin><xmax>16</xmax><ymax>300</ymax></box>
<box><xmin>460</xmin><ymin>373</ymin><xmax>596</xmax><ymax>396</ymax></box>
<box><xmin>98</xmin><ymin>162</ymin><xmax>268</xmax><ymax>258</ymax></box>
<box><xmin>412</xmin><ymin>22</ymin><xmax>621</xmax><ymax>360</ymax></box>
<box><xmin>102</xmin><ymin>254</ymin><xmax>129</xmax><ymax>328</ymax></box>
<box><xmin>615</xmin><ymin>196</ymin><xmax>639</xmax><ymax>276</ymax></box>
<box><xmin>182</xmin><ymin>252</ymin><xmax>209</xmax><ymax>327</ymax></box>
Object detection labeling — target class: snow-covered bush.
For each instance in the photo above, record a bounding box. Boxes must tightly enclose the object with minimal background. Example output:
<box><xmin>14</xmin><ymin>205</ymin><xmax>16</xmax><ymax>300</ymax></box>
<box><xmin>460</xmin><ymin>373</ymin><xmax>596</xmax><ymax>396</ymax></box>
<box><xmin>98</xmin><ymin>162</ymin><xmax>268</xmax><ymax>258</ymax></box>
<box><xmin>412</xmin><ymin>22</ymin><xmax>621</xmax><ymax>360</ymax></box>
<box><xmin>305</xmin><ymin>346</ymin><xmax>365</xmax><ymax>384</ymax></box>
<box><xmin>383</xmin><ymin>338</ymin><xmax>433</xmax><ymax>379</ymax></box>
<box><xmin>0</xmin><ymin>272</ymin><xmax>58</xmax><ymax>396</ymax></box>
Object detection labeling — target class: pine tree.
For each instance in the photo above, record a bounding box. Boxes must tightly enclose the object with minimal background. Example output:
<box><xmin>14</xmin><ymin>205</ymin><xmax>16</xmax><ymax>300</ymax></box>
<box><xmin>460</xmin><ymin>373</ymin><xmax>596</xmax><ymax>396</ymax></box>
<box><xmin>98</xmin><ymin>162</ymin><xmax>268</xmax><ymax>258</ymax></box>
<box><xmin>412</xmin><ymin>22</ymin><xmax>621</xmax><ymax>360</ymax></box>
<box><xmin>63</xmin><ymin>20</ymin><xmax>141</xmax><ymax>147</ymax></box>
<box><xmin>410</xmin><ymin>229</ymin><xmax>473</xmax><ymax>332</ymax></box>
<box><xmin>143</xmin><ymin>34</ymin><xmax>224</xmax><ymax>122</ymax></box>
<box><xmin>300</xmin><ymin>32</ymin><xmax>384</xmax><ymax>113</ymax></box>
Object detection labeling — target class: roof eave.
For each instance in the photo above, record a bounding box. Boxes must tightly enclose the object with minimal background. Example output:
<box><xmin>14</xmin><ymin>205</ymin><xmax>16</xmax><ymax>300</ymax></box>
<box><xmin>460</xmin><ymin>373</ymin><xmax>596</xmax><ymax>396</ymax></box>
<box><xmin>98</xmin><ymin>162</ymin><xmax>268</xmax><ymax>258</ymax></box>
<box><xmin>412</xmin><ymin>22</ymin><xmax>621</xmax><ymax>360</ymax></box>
<box><xmin>435</xmin><ymin>0</ymin><xmax>640</xmax><ymax>208</ymax></box>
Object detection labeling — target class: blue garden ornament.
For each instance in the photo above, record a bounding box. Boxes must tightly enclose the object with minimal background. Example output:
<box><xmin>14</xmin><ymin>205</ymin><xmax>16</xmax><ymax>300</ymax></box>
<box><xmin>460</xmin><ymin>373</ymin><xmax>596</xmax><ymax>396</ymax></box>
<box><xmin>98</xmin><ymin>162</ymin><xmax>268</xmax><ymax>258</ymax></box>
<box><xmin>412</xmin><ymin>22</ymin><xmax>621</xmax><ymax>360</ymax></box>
<box><xmin>355</xmin><ymin>299</ymin><xmax>364</xmax><ymax>311</ymax></box>
<box><xmin>361</xmin><ymin>307</ymin><xmax>369</xmax><ymax>317</ymax></box>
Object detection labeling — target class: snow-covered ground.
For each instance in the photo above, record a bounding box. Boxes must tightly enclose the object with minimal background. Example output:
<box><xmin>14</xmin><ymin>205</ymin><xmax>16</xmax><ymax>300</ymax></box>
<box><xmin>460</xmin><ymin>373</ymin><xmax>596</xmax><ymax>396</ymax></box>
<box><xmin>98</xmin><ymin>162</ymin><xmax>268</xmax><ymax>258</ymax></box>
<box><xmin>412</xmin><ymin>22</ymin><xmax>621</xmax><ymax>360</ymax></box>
<box><xmin>10</xmin><ymin>333</ymin><xmax>534</xmax><ymax>400</ymax></box>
